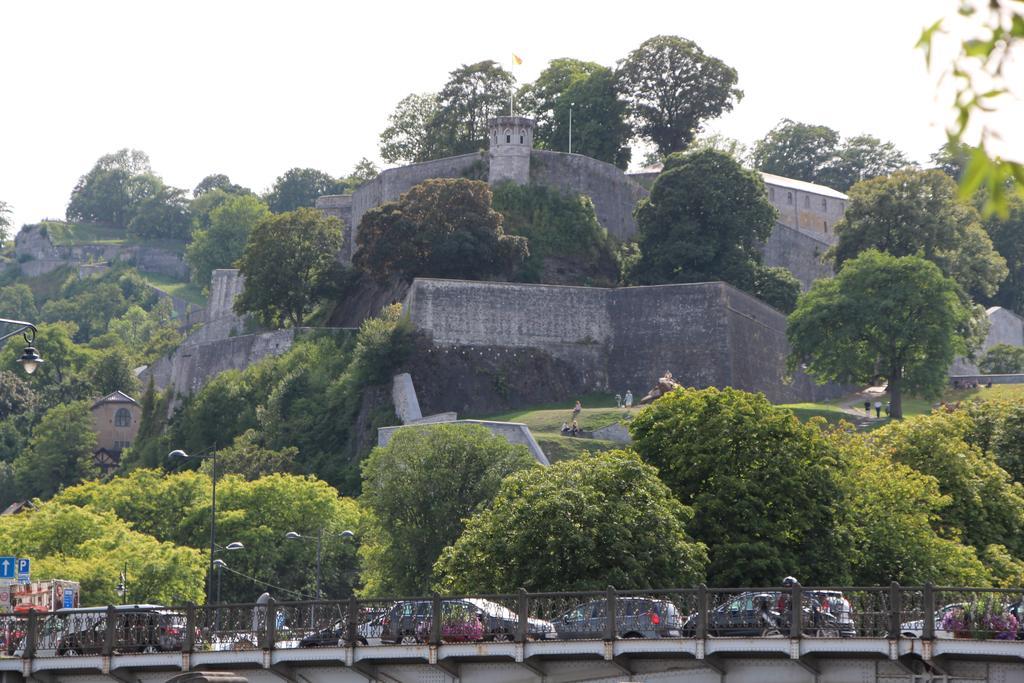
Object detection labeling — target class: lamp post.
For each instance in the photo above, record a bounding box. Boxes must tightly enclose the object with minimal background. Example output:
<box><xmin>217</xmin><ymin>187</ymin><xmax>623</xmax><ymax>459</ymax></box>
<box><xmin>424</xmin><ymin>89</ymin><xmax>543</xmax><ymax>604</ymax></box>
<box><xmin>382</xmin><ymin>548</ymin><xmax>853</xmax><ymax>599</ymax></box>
<box><xmin>284</xmin><ymin>529</ymin><xmax>354</xmax><ymax>600</ymax></box>
<box><xmin>0</xmin><ymin>318</ymin><xmax>44</xmax><ymax>374</ymax></box>
<box><xmin>568</xmin><ymin>102</ymin><xmax>574</xmax><ymax>155</ymax></box>
<box><xmin>168</xmin><ymin>448</ymin><xmax>225</xmax><ymax>606</ymax></box>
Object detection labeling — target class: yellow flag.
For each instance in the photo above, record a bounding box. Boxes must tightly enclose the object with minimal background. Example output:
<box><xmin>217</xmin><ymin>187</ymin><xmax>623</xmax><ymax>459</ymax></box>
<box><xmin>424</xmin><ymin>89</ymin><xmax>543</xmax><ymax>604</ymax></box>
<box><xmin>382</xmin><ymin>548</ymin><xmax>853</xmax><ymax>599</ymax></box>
<box><xmin>512</xmin><ymin>54</ymin><xmax>523</xmax><ymax>65</ymax></box>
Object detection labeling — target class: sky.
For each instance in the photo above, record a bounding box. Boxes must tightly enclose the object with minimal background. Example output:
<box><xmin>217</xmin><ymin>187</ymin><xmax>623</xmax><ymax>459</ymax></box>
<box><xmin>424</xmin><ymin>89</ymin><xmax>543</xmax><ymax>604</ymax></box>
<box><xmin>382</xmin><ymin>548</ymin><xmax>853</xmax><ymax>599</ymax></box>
<box><xmin>1</xmin><ymin>0</ymin><xmax>1021</xmax><ymax>230</ymax></box>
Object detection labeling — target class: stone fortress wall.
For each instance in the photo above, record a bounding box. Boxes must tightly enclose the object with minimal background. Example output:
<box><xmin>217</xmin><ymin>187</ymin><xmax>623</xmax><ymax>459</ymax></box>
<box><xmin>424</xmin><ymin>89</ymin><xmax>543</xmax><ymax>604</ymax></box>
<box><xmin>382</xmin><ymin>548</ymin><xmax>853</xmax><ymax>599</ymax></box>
<box><xmin>761</xmin><ymin>222</ymin><xmax>836</xmax><ymax>290</ymax></box>
<box><xmin>404</xmin><ymin>278</ymin><xmax>844</xmax><ymax>403</ymax></box>
<box><xmin>951</xmin><ymin>307</ymin><xmax>1024</xmax><ymax>375</ymax></box>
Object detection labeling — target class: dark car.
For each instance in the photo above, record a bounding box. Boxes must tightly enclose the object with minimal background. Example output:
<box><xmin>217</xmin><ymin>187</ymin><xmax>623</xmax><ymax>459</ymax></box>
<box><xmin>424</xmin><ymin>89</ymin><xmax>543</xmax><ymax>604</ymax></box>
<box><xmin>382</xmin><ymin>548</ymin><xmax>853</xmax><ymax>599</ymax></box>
<box><xmin>685</xmin><ymin>592</ymin><xmax>849</xmax><ymax>638</ymax></box>
<box><xmin>380</xmin><ymin>599</ymin><xmax>554</xmax><ymax>644</ymax></box>
<box><xmin>298</xmin><ymin>611</ymin><xmax>387</xmax><ymax>647</ymax></box>
<box><xmin>554</xmin><ymin>598</ymin><xmax>684</xmax><ymax>640</ymax></box>
<box><xmin>52</xmin><ymin>606</ymin><xmax>186</xmax><ymax>655</ymax></box>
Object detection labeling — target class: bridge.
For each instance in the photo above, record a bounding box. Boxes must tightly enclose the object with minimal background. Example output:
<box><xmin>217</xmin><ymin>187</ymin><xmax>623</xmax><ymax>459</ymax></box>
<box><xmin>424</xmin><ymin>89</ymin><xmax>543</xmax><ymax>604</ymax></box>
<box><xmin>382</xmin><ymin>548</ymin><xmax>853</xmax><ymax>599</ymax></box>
<box><xmin>2</xmin><ymin>584</ymin><xmax>1024</xmax><ymax>683</ymax></box>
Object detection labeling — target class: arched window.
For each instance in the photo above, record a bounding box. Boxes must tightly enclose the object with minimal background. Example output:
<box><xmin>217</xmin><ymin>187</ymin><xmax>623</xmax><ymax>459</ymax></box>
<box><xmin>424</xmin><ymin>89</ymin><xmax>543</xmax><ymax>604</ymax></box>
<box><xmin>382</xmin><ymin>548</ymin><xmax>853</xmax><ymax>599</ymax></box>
<box><xmin>114</xmin><ymin>408</ymin><xmax>131</xmax><ymax>427</ymax></box>
<box><xmin>804</xmin><ymin>195</ymin><xmax>810</xmax><ymax>208</ymax></box>
<box><xmin>504</xmin><ymin>128</ymin><xmax>512</xmax><ymax>143</ymax></box>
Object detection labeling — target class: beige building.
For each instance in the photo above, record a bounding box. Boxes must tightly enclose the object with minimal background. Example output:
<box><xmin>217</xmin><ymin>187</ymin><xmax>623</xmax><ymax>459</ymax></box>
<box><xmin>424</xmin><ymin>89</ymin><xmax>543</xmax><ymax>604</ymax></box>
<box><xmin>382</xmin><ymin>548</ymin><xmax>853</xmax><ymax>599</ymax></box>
<box><xmin>90</xmin><ymin>391</ymin><xmax>141</xmax><ymax>473</ymax></box>
<box><xmin>761</xmin><ymin>172</ymin><xmax>848</xmax><ymax>238</ymax></box>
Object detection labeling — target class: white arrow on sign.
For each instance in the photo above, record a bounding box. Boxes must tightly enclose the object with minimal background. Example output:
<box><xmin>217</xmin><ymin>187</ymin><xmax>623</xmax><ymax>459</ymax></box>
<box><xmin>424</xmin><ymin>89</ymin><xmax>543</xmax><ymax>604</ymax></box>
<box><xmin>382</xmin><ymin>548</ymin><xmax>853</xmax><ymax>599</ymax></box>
<box><xmin>0</xmin><ymin>559</ymin><xmax>9</xmax><ymax>575</ymax></box>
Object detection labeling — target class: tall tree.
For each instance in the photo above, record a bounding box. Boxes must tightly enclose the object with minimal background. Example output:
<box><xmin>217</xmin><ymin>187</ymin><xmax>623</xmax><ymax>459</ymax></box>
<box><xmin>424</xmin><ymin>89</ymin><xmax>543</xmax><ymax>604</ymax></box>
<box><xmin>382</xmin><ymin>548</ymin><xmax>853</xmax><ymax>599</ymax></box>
<box><xmin>0</xmin><ymin>200</ymin><xmax>11</xmax><ymax>245</ymax></box>
<box><xmin>193</xmin><ymin>173</ymin><xmax>251</xmax><ymax>197</ymax></box>
<box><xmin>235</xmin><ymin>208</ymin><xmax>343</xmax><ymax>327</ymax></box>
<box><xmin>66</xmin><ymin>149</ymin><xmax>153</xmax><ymax>229</ymax></box>
<box><xmin>980</xmin><ymin>191</ymin><xmax>1024</xmax><ymax>313</ymax></box>
<box><xmin>12</xmin><ymin>401</ymin><xmax>97</xmax><ymax>499</ymax></box>
<box><xmin>752</xmin><ymin>119</ymin><xmax>840</xmax><ymax>184</ymax></box>
<box><xmin>630</xmin><ymin>149</ymin><xmax>796</xmax><ymax>309</ymax></box>
<box><xmin>360</xmin><ymin>424</ymin><xmax>536</xmax><ymax>595</ymax></box>
<box><xmin>823</xmin><ymin>134</ymin><xmax>912</xmax><ymax>191</ymax></box>
<box><xmin>379</xmin><ymin>93</ymin><xmax>441</xmax><ymax>164</ymax></box>
<box><xmin>630</xmin><ymin>387</ymin><xmax>849</xmax><ymax>585</ymax></box>
<box><xmin>264</xmin><ymin>168</ymin><xmax>344</xmax><ymax>213</ymax></box>
<box><xmin>525</xmin><ymin>59</ymin><xmax>631</xmax><ymax>168</ymax></box>
<box><xmin>128</xmin><ymin>182</ymin><xmax>192</xmax><ymax>240</ymax></box>
<box><xmin>616</xmin><ymin>35</ymin><xmax>742</xmax><ymax>156</ymax></box>
<box><xmin>354</xmin><ymin>178</ymin><xmax>527</xmax><ymax>282</ymax></box>
<box><xmin>186</xmin><ymin>193</ymin><xmax>270</xmax><ymax>287</ymax></box>
<box><xmin>434</xmin><ymin>450</ymin><xmax>707</xmax><ymax>592</ymax></box>
<box><xmin>788</xmin><ymin>250</ymin><xmax>978</xmax><ymax>418</ymax></box>
<box><xmin>831</xmin><ymin>169</ymin><xmax>1007</xmax><ymax>300</ymax></box>
<box><xmin>345</xmin><ymin>158</ymin><xmax>380</xmax><ymax>187</ymax></box>
<box><xmin>431</xmin><ymin>61</ymin><xmax>515</xmax><ymax>156</ymax></box>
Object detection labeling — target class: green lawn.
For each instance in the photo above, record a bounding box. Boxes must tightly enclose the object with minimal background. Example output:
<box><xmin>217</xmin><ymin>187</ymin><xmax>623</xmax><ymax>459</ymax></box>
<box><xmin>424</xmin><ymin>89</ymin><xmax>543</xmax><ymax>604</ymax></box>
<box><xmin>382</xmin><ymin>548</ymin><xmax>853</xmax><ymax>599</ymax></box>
<box><xmin>43</xmin><ymin>222</ymin><xmax>188</xmax><ymax>254</ymax></box>
<box><xmin>139</xmin><ymin>271</ymin><xmax>207</xmax><ymax>307</ymax></box>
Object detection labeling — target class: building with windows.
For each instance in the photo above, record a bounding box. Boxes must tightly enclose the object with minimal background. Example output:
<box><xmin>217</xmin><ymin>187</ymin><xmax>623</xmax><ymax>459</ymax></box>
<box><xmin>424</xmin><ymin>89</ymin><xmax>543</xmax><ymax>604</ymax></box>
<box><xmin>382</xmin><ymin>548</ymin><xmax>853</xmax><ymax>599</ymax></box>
<box><xmin>90</xmin><ymin>391</ymin><xmax>141</xmax><ymax>473</ymax></box>
<box><xmin>761</xmin><ymin>172</ymin><xmax>848</xmax><ymax>238</ymax></box>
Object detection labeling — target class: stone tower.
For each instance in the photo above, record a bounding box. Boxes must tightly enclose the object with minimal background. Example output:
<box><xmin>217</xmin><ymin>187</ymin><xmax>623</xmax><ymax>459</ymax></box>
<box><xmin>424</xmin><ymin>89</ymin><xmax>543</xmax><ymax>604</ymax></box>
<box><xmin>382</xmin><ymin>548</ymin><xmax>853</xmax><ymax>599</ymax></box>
<box><xmin>488</xmin><ymin>115</ymin><xmax>534</xmax><ymax>185</ymax></box>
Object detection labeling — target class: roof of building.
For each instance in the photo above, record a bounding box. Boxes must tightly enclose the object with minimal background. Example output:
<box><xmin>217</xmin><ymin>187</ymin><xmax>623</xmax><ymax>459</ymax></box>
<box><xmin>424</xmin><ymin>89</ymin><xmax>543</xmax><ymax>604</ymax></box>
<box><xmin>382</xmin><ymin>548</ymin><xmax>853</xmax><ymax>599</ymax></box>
<box><xmin>1</xmin><ymin>500</ymin><xmax>36</xmax><ymax>516</ymax></box>
<box><xmin>759</xmin><ymin>172</ymin><xmax>849</xmax><ymax>200</ymax></box>
<box><xmin>90</xmin><ymin>390</ymin><xmax>141</xmax><ymax>410</ymax></box>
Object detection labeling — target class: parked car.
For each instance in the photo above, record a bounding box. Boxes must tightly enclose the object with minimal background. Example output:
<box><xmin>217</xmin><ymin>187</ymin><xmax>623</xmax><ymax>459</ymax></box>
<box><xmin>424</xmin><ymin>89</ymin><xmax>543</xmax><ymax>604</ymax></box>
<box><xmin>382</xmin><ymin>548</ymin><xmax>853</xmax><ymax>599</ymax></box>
<box><xmin>380</xmin><ymin>599</ymin><xmax>555</xmax><ymax>644</ymax></box>
<box><xmin>298</xmin><ymin>611</ymin><xmax>387</xmax><ymax>647</ymax></box>
<box><xmin>28</xmin><ymin>605</ymin><xmax>187</xmax><ymax>656</ymax></box>
<box><xmin>684</xmin><ymin>591</ymin><xmax>850</xmax><ymax>638</ymax></box>
<box><xmin>554</xmin><ymin>598</ymin><xmax>684</xmax><ymax>639</ymax></box>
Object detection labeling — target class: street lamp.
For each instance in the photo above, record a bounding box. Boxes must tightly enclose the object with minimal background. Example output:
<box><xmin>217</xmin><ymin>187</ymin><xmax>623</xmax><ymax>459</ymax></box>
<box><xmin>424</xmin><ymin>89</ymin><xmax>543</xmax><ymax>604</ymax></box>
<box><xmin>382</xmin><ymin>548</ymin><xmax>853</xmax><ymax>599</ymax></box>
<box><xmin>0</xmin><ymin>318</ymin><xmax>43</xmax><ymax>375</ymax></box>
<box><xmin>169</xmin><ymin>448</ymin><xmax>223</xmax><ymax>606</ymax></box>
<box><xmin>284</xmin><ymin>529</ymin><xmax>354</xmax><ymax>600</ymax></box>
<box><xmin>568</xmin><ymin>102</ymin><xmax>574</xmax><ymax>155</ymax></box>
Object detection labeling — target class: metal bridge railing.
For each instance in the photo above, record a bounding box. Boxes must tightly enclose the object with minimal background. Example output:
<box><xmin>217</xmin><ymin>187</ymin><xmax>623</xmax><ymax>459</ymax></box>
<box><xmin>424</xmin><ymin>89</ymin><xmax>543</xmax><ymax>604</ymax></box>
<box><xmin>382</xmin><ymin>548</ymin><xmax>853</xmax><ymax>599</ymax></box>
<box><xmin>3</xmin><ymin>583</ymin><xmax>1024</xmax><ymax>658</ymax></box>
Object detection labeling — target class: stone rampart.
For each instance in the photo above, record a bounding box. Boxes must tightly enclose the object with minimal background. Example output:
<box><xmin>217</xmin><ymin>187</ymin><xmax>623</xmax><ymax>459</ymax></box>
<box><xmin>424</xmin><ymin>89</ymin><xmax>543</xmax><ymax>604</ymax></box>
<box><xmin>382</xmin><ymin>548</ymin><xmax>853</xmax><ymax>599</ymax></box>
<box><xmin>951</xmin><ymin>306</ymin><xmax>1024</xmax><ymax>375</ymax></box>
<box><xmin>529</xmin><ymin>150</ymin><xmax>648</xmax><ymax>242</ymax></box>
<box><xmin>346</xmin><ymin>153</ymin><xmax>485</xmax><ymax>262</ymax></box>
<box><xmin>404</xmin><ymin>278</ymin><xmax>843</xmax><ymax>403</ymax></box>
<box><xmin>14</xmin><ymin>225</ymin><xmax>189</xmax><ymax>279</ymax></box>
<box><xmin>761</xmin><ymin>222</ymin><xmax>835</xmax><ymax>291</ymax></box>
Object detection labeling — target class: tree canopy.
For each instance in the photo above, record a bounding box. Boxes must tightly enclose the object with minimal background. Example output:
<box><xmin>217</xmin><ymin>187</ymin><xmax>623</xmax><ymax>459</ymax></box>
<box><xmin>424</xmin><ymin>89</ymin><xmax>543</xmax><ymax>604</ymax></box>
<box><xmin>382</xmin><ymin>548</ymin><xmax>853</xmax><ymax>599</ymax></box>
<box><xmin>434</xmin><ymin>450</ymin><xmax>708</xmax><ymax>592</ymax></box>
<box><xmin>616</xmin><ymin>35</ymin><xmax>741</xmax><ymax>157</ymax></box>
<box><xmin>431</xmin><ymin>61</ymin><xmax>515</xmax><ymax>157</ymax></box>
<box><xmin>788</xmin><ymin>250</ymin><xmax>978</xmax><ymax>418</ymax></box>
<box><xmin>359</xmin><ymin>424</ymin><xmax>537</xmax><ymax>595</ymax></box>
<box><xmin>263</xmin><ymin>168</ymin><xmax>344</xmax><ymax>213</ymax></box>
<box><xmin>831</xmin><ymin>169</ymin><xmax>1007</xmax><ymax>300</ymax></box>
<box><xmin>629</xmin><ymin>387</ymin><xmax>848</xmax><ymax>585</ymax></box>
<box><xmin>354</xmin><ymin>178</ymin><xmax>526</xmax><ymax>282</ymax></box>
<box><xmin>379</xmin><ymin>93</ymin><xmax>442</xmax><ymax>164</ymax></box>
<box><xmin>186</xmin><ymin>193</ymin><xmax>270</xmax><ymax>287</ymax></box>
<box><xmin>234</xmin><ymin>207</ymin><xmax>343</xmax><ymax>327</ymax></box>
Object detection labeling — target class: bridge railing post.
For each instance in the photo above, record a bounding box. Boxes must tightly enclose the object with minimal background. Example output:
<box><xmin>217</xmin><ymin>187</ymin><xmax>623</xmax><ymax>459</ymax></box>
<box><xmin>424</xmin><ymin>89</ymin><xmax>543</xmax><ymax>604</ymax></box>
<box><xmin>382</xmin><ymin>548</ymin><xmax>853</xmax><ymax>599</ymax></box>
<box><xmin>922</xmin><ymin>583</ymin><xmax>934</xmax><ymax>640</ymax></box>
<box><xmin>23</xmin><ymin>608</ymin><xmax>38</xmax><ymax>659</ymax></box>
<box><xmin>604</xmin><ymin>586</ymin><xmax>617</xmax><ymax>641</ymax></box>
<box><xmin>516</xmin><ymin>588</ymin><xmax>528</xmax><ymax>643</ymax></box>
<box><xmin>345</xmin><ymin>594</ymin><xmax>359</xmax><ymax>646</ymax></box>
<box><xmin>103</xmin><ymin>604</ymin><xmax>116</xmax><ymax>656</ymax></box>
<box><xmin>697</xmin><ymin>584</ymin><xmax>708</xmax><ymax>639</ymax></box>
<box><xmin>430</xmin><ymin>593</ymin><xmax>442</xmax><ymax>646</ymax></box>
<box><xmin>889</xmin><ymin>582</ymin><xmax>901</xmax><ymax>640</ymax></box>
<box><xmin>261</xmin><ymin>598</ymin><xmax>276</xmax><ymax>650</ymax></box>
<box><xmin>184</xmin><ymin>603</ymin><xmax>196</xmax><ymax>653</ymax></box>
<box><xmin>789</xmin><ymin>583</ymin><xmax>802</xmax><ymax>638</ymax></box>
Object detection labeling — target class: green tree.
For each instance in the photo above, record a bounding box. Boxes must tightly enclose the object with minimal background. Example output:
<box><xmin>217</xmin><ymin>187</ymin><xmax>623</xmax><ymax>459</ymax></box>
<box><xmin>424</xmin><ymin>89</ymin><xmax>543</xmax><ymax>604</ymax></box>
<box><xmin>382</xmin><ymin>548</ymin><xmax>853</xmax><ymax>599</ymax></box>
<box><xmin>0</xmin><ymin>200</ymin><xmax>11</xmax><ymax>245</ymax></box>
<box><xmin>930</xmin><ymin>141</ymin><xmax>974</xmax><ymax>181</ymax></box>
<box><xmin>0</xmin><ymin>502</ymin><xmax>206</xmax><ymax>604</ymax></box>
<box><xmin>830</xmin><ymin>427</ymin><xmax>991</xmax><ymax>585</ymax></box>
<box><xmin>616</xmin><ymin>35</ymin><xmax>742</xmax><ymax>156</ymax></box>
<box><xmin>631</xmin><ymin>149</ymin><xmax>783</xmax><ymax>303</ymax></box>
<box><xmin>66</xmin><ymin>149</ymin><xmax>152</xmax><ymax>229</ymax></box>
<box><xmin>752</xmin><ymin>119</ymin><xmax>840</xmax><ymax>184</ymax></box>
<box><xmin>874</xmin><ymin>411</ymin><xmax>1024</xmax><ymax>557</ymax></box>
<box><xmin>41</xmin><ymin>281</ymin><xmax>129</xmax><ymax>342</ymax></box>
<box><xmin>202</xmin><ymin>429</ymin><xmax>298</xmax><ymax>480</ymax></box>
<box><xmin>186</xmin><ymin>193</ymin><xmax>270</xmax><ymax>287</ymax></box>
<box><xmin>87</xmin><ymin>347</ymin><xmax>140</xmax><ymax>396</ymax></box>
<box><xmin>345</xmin><ymin>158</ymin><xmax>380</xmax><ymax>187</ymax></box>
<box><xmin>354</xmin><ymin>178</ymin><xmax>527</xmax><ymax>282</ymax></box>
<box><xmin>0</xmin><ymin>284</ymin><xmax>38</xmax><ymax>321</ymax></box>
<box><xmin>978</xmin><ymin>343</ymin><xmax>1024</xmax><ymax>374</ymax></box>
<box><xmin>359</xmin><ymin>424</ymin><xmax>536</xmax><ymax>595</ymax></box>
<box><xmin>235</xmin><ymin>208</ymin><xmax>343</xmax><ymax>327</ymax></box>
<box><xmin>0</xmin><ymin>370</ymin><xmax>37</xmax><ymax>420</ymax></box>
<box><xmin>264</xmin><ymin>168</ymin><xmax>344</xmax><ymax>213</ymax></box>
<box><xmin>980</xmin><ymin>192</ymin><xmax>1024</xmax><ymax>313</ymax></box>
<box><xmin>435</xmin><ymin>450</ymin><xmax>707</xmax><ymax>592</ymax></box>
<box><xmin>431</xmin><ymin>61</ymin><xmax>515</xmax><ymax>157</ymax></box>
<box><xmin>12</xmin><ymin>401</ymin><xmax>97</xmax><ymax>499</ymax></box>
<box><xmin>788</xmin><ymin>251</ymin><xmax>977</xmax><ymax>418</ymax></box>
<box><xmin>525</xmin><ymin>59</ymin><xmax>631</xmax><ymax>168</ymax></box>
<box><xmin>823</xmin><ymin>135</ymin><xmax>912</xmax><ymax>191</ymax></box>
<box><xmin>831</xmin><ymin>169</ymin><xmax>1007</xmax><ymax>300</ymax></box>
<box><xmin>629</xmin><ymin>387</ymin><xmax>849</xmax><ymax>585</ymax></box>
<box><xmin>193</xmin><ymin>173</ymin><xmax>251</xmax><ymax>197</ymax></box>
<box><xmin>378</xmin><ymin>93</ymin><xmax>442</xmax><ymax>164</ymax></box>
<box><xmin>127</xmin><ymin>182</ymin><xmax>192</xmax><ymax>240</ymax></box>
<box><xmin>988</xmin><ymin>402</ymin><xmax>1024</xmax><ymax>484</ymax></box>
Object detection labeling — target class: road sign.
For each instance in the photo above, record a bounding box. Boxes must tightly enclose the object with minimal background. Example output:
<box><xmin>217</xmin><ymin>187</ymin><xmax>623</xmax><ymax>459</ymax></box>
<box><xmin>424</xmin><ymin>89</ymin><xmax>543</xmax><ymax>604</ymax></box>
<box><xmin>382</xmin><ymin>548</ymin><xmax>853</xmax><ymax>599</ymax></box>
<box><xmin>63</xmin><ymin>588</ymin><xmax>74</xmax><ymax>609</ymax></box>
<box><xmin>16</xmin><ymin>558</ymin><xmax>29</xmax><ymax>576</ymax></box>
<box><xmin>0</xmin><ymin>556</ymin><xmax>14</xmax><ymax>579</ymax></box>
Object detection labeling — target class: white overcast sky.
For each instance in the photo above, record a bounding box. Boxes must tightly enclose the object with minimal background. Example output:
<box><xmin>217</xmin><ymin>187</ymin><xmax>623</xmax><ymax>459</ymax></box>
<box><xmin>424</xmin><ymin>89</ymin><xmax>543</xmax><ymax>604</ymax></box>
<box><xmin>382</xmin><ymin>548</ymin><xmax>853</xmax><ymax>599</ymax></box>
<box><xmin>1</xmin><ymin>0</ymin><xmax>1021</xmax><ymax>230</ymax></box>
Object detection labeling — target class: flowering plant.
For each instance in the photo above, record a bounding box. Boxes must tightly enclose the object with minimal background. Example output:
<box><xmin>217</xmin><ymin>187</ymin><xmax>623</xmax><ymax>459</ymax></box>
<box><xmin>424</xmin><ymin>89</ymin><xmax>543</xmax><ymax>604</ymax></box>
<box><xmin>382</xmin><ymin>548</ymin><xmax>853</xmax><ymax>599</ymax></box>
<box><xmin>940</xmin><ymin>603</ymin><xmax>1019</xmax><ymax>640</ymax></box>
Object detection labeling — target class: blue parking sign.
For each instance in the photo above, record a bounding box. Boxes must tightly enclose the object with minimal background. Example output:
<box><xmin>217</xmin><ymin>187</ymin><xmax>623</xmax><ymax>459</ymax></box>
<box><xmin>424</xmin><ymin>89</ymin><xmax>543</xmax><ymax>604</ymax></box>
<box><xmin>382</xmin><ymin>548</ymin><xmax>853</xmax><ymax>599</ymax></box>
<box><xmin>0</xmin><ymin>556</ymin><xmax>14</xmax><ymax>579</ymax></box>
<box><xmin>16</xmin><ymin>558</ymin><xmax>29</xmax><ymax>576</ymax></box>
